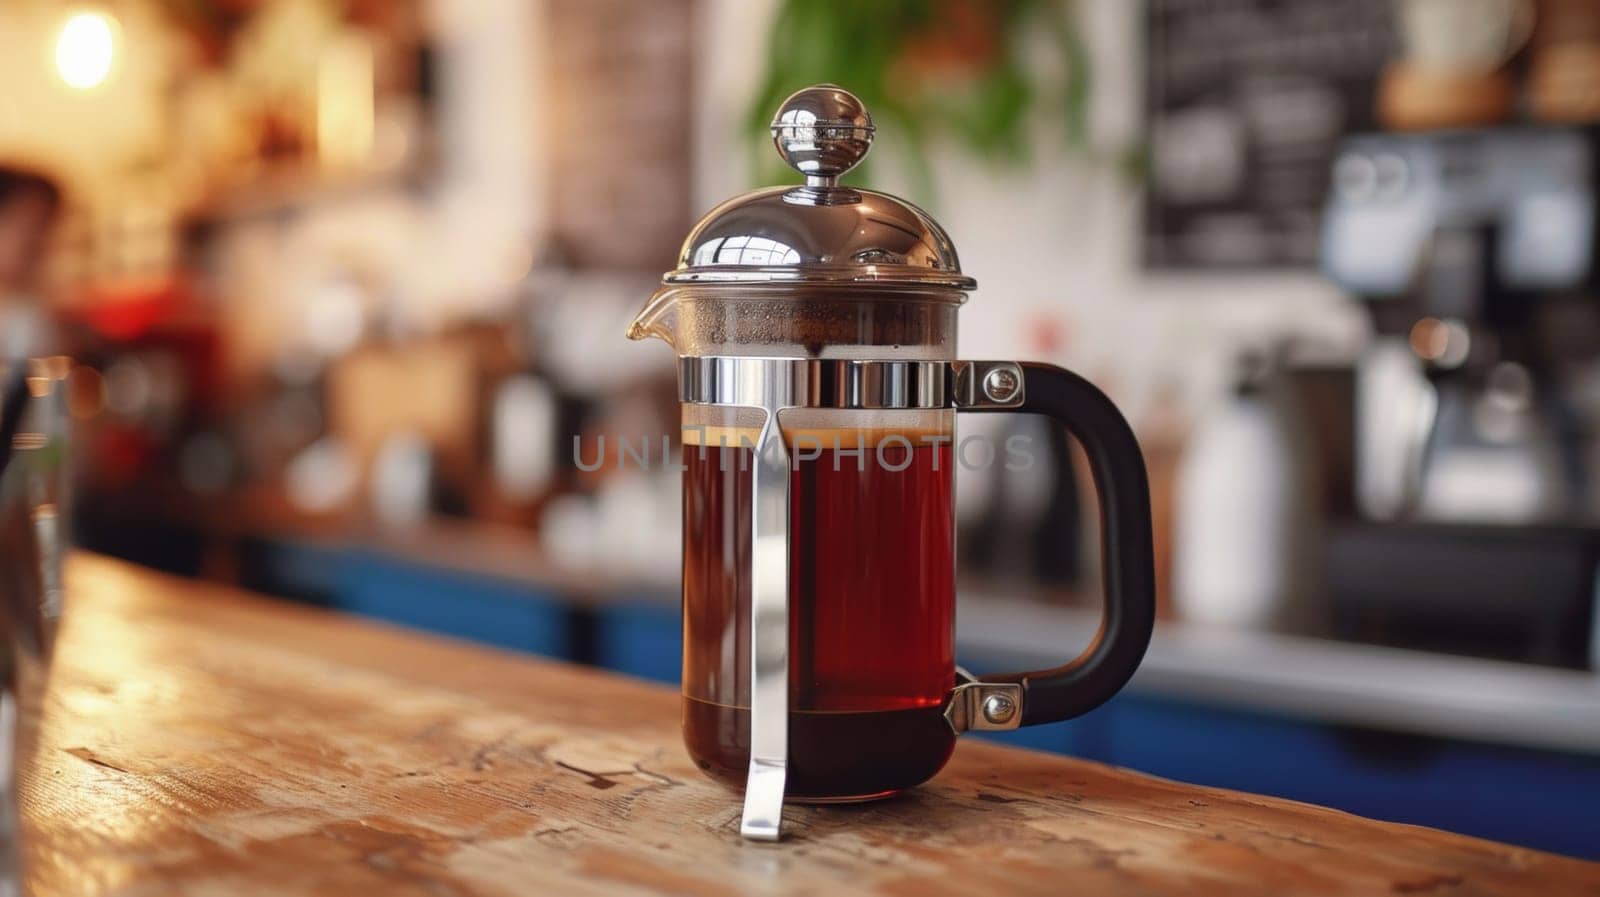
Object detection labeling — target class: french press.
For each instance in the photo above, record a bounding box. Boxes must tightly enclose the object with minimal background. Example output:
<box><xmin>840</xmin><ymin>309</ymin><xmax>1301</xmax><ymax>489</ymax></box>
<box><xmin>628</xmin><ymin>85</ymin><xmax>1155</xmax><ymax>841</ymax></box>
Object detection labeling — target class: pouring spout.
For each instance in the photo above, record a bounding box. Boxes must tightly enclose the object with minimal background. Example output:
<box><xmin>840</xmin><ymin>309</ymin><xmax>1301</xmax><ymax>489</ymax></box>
<box><xmin>626</xmin><ymin>287</ymin><xmax>681</xmax><ymax>350</ymax></box>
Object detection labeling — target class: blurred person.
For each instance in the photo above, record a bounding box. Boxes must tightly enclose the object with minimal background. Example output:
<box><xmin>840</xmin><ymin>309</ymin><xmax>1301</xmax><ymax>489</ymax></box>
<box><xmin>0</xmin><ymin>166</ymin><xmax>62</xmax><ymax>361</ymax></box>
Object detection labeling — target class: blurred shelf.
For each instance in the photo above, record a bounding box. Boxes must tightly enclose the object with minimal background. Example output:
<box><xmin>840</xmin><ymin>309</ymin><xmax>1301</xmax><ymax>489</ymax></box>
<box><xmin>290</xmin><ymin>511</ymin><xmax>1600</xmax><ymax>758</ymax></box>
<box><xmin>79</xmin><ymin>494</ymin><xmax>1600</xmax><ymax>757</ymax></box>
<box><xmin>187</xmin><ymin>164</ymin><xmax>430</xmax><ymax>226</ymax></box>
<box><xmin>958</xmin><ymin>594</ymin><xmax>1600</xmax><ymax>757</ymax></box>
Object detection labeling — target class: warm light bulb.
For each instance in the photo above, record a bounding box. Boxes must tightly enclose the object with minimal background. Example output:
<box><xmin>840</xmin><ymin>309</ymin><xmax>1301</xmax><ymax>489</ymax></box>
<box><xmin>55</xmin><ymin>12</ymin><xmax>117</xmax><ymax>90</ymax></box>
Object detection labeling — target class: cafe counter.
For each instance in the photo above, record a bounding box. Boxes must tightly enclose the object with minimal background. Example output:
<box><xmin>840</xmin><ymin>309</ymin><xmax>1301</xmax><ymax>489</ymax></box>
<box><xmin>76</xmin><ymin>503</ymin><xmax>1600</xmax><ymax>857</ymax></box>
<box><xmin>18</xmin><ymin>555</ymin><xmax>1600</xmax><ymax>895</ymax></box>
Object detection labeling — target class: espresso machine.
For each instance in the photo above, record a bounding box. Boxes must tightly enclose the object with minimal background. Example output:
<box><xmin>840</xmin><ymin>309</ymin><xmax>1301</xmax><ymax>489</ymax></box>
<box><xmin>1321</xmin><ymin>127</ymin><xmax>1600</xmax><ymax>668</ymax></box>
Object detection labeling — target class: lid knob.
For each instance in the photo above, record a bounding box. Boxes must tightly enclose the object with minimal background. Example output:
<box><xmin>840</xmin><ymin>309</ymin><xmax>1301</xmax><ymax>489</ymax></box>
<box><xmin>770</xmin><ymin>84</ymin><xmax>874</xmax><ymax>188</ymax></box>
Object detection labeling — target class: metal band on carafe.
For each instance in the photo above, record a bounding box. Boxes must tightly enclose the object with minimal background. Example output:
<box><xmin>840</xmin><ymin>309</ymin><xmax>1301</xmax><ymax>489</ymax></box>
<box><xmin>742</xmin><ymin>407</ymin><xmax>790</xmax><ymax>841</ymax></box>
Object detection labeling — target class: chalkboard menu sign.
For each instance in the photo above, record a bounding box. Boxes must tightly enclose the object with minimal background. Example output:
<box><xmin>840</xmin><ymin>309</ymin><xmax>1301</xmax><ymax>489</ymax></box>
<box><xmin>1144</xmin><ymin>0</ymin><xmax>1396</xmax><ymax>269</ymax></box>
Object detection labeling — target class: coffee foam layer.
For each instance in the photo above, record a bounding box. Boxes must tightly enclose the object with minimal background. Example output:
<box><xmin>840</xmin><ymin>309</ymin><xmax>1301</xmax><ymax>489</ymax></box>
<box><xmin>681</xmin><ymin>405</ymin><xmax>951</xmax><ymax>448</ymax></box>
<box><xmin>681</xmin><ymin>424</ymin><xmax>952</xmax><ymax>448</ymax></box>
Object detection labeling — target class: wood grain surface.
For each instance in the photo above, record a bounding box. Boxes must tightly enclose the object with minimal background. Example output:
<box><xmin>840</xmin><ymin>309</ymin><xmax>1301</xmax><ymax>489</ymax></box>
<box><xmin>19</xmin><ymin>555</ymin><xmax>1600</xmax><ymax>896</ymax></box>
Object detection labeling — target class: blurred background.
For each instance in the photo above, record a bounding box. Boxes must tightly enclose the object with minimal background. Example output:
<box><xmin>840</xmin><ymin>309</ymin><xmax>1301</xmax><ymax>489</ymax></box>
<box><xmin>3</xmin><ymin>0</ymin><xmax>1599</xmax><ymax>859</ymax></box>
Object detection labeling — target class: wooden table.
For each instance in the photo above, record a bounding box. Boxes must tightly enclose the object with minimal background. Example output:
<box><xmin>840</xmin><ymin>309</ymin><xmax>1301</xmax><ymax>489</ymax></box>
<box><xmin>22</xmin><ymin>556</ymin><xmax>1600</xmax><ymax>896</ymax></box>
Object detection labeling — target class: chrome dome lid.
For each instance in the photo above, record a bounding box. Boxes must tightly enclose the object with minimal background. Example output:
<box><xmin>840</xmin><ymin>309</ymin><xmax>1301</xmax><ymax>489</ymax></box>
<box><xmin>662</xmin><ymin>84</ymin><xmax>975</xmax><ymax>292</ymax></box>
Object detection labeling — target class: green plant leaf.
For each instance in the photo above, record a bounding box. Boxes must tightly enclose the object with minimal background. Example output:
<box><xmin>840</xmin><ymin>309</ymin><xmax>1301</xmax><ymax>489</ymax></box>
<box><xmin>741</xmin><ymin>0</ymin><xmax>1108</xmax><ymax>201</ymax></box>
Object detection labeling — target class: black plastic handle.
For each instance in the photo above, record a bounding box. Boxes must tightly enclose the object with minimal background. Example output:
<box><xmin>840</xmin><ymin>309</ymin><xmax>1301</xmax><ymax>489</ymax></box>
<box><xmin>961</xmin><ymin>362</ymin><xmax>1156</xmax><ymax>725</ymax></box>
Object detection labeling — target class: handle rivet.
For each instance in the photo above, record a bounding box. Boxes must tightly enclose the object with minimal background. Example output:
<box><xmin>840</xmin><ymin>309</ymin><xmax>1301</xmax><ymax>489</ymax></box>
<box><xmin>982</xmin><ymin>693</ymin><xmax>1017</xmax><ymax>725</ymax></box>
<box><xmin>982</xmin><ymin>367</ymin><xmax>1020</xmax><ymax>403</ymax></box>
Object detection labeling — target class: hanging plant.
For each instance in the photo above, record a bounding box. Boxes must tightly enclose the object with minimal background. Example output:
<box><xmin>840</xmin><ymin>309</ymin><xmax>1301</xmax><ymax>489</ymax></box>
<box><xmin>742</xmin><ymin>0</ymin><xmax>1104</xmax><ymax>198</ymax></box>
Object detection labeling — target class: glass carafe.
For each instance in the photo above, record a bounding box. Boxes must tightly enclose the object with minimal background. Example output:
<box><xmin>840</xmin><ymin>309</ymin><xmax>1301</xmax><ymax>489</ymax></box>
<box><xmin>629</xmin><ymin>85</ymin><xmax>1156</xmax><ymax>840</ymax></box>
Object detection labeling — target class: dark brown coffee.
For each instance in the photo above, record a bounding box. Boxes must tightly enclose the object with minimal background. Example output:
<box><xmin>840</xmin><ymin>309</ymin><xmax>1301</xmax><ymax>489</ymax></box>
<box><xmin>680</xmin><ymin>429</ymin><xmax>955</xmax><ymax>800</ymax></box>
